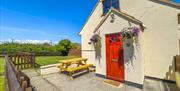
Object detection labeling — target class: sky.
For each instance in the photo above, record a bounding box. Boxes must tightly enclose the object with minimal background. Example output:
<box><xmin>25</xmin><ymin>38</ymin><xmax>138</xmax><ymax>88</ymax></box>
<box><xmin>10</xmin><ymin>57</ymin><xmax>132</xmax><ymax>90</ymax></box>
<box><xmin>0</xmin><ymin>0</ymin><xmax>179</xmax><ymax>44</ymax></box>
<box><xmin>171</xmin><ymin>0</ymin><xmax>180</xmax><ymax>3</ymax></box>
<box><xmin>0</xmin><ymin>0</ymin><xmax>97</xmax><ymax>44</ymax></box>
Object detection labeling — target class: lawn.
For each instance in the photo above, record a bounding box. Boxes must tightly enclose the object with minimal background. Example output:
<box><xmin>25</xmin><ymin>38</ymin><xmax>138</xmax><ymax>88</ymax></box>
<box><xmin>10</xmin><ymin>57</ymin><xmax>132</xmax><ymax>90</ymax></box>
<box><xmin>35</xmin><ymin>56</ymin><xmax>80</xmax><ymax>67</ymax></box>
<box><xmin>0</xmin><ymin>57</ymin><xmax>5</xmax><ymax>91</ymax></box>
<box><xmin>0</xmin><ymin>56</ymin><xmax>80</xmax><ymax>91</ymax></box>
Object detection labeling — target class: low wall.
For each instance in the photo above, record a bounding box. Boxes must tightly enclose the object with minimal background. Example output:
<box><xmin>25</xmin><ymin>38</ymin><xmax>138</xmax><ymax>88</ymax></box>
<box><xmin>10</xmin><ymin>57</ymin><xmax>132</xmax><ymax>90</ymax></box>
<box><xmin>40</xmin><ymin>64</ymin><xmax>60</xmax><ymax>75</ymax></box>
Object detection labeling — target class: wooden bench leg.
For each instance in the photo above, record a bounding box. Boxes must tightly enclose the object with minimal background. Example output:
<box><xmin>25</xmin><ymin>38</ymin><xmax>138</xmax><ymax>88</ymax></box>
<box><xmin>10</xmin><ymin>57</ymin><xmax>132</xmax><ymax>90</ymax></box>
<box><xmin>87</xmin><ymin>68</ymin><xmax>90</xmax><ymax>73</ymax></box>
<box><xmin>59</xmin><ymin>67</ymin><xmax>61</xmax><ymax>73</ymax></box>
<box><xmin>69</xmin><ymin>72</ymin><xmax>74</xmax><ymax>80</ymax></box>
<box><xmin>70</xmin><ymin>76</ymin><xmax>74</xmax><ymax>80</ymax></box>
<box><xmin>60</xmin><ymin>69</ymin><xmax>63</xmax><ymax>73</ymax></box>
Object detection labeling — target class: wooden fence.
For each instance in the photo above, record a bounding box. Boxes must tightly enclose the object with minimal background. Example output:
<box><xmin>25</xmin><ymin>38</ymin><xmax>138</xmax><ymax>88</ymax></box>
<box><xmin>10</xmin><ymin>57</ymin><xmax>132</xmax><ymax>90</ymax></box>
<box><xmin>8</xmin><ymin>52</ymin><xmax>35</xmax><ymax>69</ymax></box>
<box><xmin>68</xmin><ymin>49</ymin><xmax>81</xmax><ymax>56</ymax></box>
<box><xmin>175</xmin><ymin>55</ymin><xmax>180</xmax><ymax>73</ymax></box>
<box><xmin>5</xmin><ymin>54</ymin><xmax>33</xmax><ymax>91</ymax></box>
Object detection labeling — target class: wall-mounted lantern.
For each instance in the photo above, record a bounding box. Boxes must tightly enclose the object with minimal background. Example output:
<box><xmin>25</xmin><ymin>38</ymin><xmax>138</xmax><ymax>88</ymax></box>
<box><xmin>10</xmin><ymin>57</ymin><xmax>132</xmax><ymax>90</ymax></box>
<box><xmin>110</xmin><ymin>13</ymin><xmax>115</xmax><ymax>23</ymax></box>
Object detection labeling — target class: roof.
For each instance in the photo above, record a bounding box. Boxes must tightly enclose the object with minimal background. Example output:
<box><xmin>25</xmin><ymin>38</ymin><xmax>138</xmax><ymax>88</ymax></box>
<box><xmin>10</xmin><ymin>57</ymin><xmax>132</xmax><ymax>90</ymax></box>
<box><xmin>93</xmin><ymin>8</ymin><xmax>144</xmax><ymax>33</ymax></box>
<box><xmin>150</xmin><ymin>0</ymin><xmax>180</xmax><ymax>9</ymax></box>
<box><xmin>78</xmin><ymin>1</ymin><xmax>100</xmax><ymax>35</ymax></box>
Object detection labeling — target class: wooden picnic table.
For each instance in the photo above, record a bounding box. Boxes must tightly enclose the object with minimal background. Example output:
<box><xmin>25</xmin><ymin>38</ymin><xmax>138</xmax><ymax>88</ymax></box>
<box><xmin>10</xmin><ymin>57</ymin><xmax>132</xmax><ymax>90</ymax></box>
<box><xmin>58</xmin><ymin>58</ymin><xmax>94</xmax><ymax>80</ymax></box>
<box><xmin>58</xmin><ymin>58</ymin><xmax>88</xmax><ymax>73</ymax></box>
<box><xmin>59</xmin><ymin>58</ymin><xmax>87</xmax><ymax>64</ymax></box>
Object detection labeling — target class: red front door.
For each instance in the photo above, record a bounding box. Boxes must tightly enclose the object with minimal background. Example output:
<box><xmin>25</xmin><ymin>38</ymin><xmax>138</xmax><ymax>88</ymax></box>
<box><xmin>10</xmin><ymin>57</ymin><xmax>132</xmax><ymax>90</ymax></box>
<box><xmin>106</xmin><ymin>32</ymin><xmax>124</xmax><ymax>82</ymax></box>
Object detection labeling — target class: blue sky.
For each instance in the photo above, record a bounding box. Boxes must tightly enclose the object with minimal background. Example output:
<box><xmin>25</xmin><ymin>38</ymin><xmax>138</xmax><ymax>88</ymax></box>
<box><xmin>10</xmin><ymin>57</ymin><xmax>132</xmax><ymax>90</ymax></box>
<box><xmin>0</xmin><ymin>0</ymin><xmax>97</xmax><ymax>43</ymax></box>
<box><xmin>171</xmin><ymin>0</ymin><xmax>180</xmax><ymax>3</ymax></box>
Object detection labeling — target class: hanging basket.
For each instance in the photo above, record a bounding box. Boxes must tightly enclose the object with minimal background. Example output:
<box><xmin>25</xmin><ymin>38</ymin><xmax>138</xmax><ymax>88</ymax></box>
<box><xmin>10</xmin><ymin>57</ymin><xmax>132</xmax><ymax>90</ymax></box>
<box><xmin>90</xmin><ymin>34</ymin><xmax>102</xmax><ymax>59</ymax></box>
<box><xmin>90</xmin><ymin>34</ymin><xmax>101</xmax><ymax>48</ymax></box>
<box><xmin>120</xmin><ymin>26</ymin><xmax>140</xmax><ymax>44</ymax></box>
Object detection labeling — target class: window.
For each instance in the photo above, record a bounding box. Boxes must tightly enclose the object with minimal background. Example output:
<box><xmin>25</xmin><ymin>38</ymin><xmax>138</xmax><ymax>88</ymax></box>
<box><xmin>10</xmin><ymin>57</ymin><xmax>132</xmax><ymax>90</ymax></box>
<box><xmin>102</xmin><ymin>0</ymin><xmax>119</xmax><ymax>15</ymax></box>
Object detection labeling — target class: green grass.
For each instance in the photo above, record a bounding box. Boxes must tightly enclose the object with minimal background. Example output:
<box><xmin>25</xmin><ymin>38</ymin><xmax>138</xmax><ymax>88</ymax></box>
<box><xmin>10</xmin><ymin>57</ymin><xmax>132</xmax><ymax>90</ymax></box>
<box><xmin>0</xmin><ymin>57</ymin><xmax>5</xmax><ymax>91</ymax></box>
<box><xmin>35</xmin><ymin>56</ymin><xmax>79</xmax><ymax>67</ymax></box>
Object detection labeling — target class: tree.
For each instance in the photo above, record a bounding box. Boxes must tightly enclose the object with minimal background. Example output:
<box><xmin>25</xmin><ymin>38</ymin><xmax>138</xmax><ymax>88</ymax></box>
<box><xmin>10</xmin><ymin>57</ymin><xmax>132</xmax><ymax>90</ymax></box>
<box><xmin>56</xmin><ymin>39</ymin><xmax>72</xmax><ymax>56</ymax></box>
<box><xmin>0</xmin><ymin>39</ymin><xmax>78</xmax><ymax>56</ymax></box>
<box><xmin>43</xmin><ymin>42</ymin><xmax>51</xmax><ymax>46</ymax></box>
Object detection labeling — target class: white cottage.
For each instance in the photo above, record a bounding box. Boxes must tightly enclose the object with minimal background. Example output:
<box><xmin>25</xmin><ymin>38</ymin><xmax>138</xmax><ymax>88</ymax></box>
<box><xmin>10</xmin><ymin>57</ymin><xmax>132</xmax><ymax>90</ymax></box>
<box><xmin>79</xmin><ymin>0</ymin><xmax>180</xmax><ymax>87</ymax></box>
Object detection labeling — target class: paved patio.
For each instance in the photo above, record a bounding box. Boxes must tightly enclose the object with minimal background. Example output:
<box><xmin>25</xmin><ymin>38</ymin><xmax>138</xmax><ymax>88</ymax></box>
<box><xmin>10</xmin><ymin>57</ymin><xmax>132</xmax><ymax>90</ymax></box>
<box><xmin>23</xmin><ymin>69</ymin><xmax>180</xmax><ymax>91</ymax></box>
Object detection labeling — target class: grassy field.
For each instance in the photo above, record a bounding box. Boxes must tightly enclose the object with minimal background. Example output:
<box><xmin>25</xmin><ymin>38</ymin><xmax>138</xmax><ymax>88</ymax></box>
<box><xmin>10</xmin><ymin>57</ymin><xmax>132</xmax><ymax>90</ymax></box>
<box><xmin>35</xmin><ymin>56</ymin><xmax>79</xmax><ymax>67</ymax></box>
<box><xmin>0</xmin><ymin>57</ymin><xmax>5</xmax><ymax>91</ymax></box>
<box><xmin>0</xmin><ymin>56</ymin><xmax>80</xmax><ymax>91</ymax></box>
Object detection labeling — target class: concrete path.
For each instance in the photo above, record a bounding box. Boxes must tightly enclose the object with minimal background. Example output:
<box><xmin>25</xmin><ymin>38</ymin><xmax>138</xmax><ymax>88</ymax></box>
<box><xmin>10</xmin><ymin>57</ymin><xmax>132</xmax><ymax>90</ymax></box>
<box><xmin>23</xmin><ymin>69</ymin><xmax>180</xmax><ymax>91</ymax></box>
<box><xmin>23</xmin><ymin>69</ymin><xmax>61</xmax><ymax>91</ymax></box>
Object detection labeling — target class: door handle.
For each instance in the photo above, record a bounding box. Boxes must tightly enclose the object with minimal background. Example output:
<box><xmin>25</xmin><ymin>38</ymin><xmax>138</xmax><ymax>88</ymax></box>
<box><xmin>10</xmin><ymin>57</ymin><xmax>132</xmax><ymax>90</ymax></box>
<box><xmin>112</xmin><ymin>59</ymin><xmax>118</xmax><ymax>62</ymax></box>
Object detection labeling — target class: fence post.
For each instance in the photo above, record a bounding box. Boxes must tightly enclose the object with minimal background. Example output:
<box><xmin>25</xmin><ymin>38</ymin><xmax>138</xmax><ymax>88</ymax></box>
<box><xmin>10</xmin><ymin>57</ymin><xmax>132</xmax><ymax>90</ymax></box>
<box><xmin>32</xmin><ymin>53</ymin><xmax>35</xmax><ymax>68</ymax></box>
<box><xmin>7</xmin><ymin>53</ymin><xmax>35</xmax><ymax>69</ymax></box>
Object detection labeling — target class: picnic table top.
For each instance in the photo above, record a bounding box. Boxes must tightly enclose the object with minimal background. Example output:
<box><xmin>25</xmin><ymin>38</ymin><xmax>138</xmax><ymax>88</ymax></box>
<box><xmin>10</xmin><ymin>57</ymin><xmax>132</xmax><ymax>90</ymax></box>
<box><xmin>59</xmin><ymin>58</ymin><xmax>87</xmax><ymax>64</ymax></box>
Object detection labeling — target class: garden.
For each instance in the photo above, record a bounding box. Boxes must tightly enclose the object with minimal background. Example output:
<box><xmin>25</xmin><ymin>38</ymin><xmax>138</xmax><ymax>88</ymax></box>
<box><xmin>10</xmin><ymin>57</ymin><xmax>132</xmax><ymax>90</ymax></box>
<box><xmin>0</xmin><ymin>39</ymin><xmax>81</xmax><ymax>91</ymax></box>
<box><xmin>0</xmin><ymin>56</ymin><xmax>80</xmax><ymax>91</ymax></box>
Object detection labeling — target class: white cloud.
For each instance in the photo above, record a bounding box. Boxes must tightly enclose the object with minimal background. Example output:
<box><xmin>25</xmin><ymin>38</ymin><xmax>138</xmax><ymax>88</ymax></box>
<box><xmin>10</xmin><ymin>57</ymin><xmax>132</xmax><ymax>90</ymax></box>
<box><xmin>0</xmin><ymin>39</ymin><xmax>58</xmax><ymax>44</ymax></box>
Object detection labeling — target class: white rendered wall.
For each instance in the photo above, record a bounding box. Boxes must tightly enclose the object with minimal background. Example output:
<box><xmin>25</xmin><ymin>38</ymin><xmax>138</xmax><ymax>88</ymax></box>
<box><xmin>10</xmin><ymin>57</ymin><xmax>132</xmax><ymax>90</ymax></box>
<box><xmin>81</xmin><ymin>50</ymin><xmax>96</xmax><ymax>65</ymax></box>
<box><xmin>80</xmin><ymin>2</ymin><xmax>104</xmax><ymax>66</ymax></box>
<box><xmin>121</xmin><ymin>0</ymin><xmax>180</xmax><ymax>81</ymax></box>
<box><xmin>80</xmin><ymin>0</ymin><xmax>180</xmax><ymax>83</ymax></box>
<box><xmin>80</xmin><ymin>2</ymin><xmax>104</xmax><ymax>50</ymax></box>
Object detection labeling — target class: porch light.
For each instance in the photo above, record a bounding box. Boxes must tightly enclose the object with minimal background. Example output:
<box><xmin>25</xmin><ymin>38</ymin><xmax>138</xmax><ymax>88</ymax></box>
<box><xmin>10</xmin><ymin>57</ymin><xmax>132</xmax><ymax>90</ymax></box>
<box><xmin>110</xmin><ymin>13</ymin><xmax>115</xmax><ymax>23</ymax></box>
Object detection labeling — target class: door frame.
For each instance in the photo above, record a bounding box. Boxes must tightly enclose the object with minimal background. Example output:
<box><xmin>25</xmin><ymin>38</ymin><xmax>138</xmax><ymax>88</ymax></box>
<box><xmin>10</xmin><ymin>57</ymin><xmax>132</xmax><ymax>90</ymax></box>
<box><xmin>105</xmin><ymin>32</ymin><xmax>125</xmax><ymax>82</ymax></box>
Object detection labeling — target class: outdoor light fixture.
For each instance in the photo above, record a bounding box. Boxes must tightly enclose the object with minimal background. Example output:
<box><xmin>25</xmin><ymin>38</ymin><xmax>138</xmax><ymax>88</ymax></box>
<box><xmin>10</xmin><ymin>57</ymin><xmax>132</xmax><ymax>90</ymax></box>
<box><xmin>110</xmin><ymin>13</ymin><xmax>115</xmax><ymax>23</ymax></box>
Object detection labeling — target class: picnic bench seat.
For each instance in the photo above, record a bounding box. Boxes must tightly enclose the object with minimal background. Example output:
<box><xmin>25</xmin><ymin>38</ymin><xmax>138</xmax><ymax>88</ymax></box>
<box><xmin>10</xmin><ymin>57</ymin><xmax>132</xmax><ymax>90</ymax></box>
<box><xmin>58</xmin><ymin>58</ymin><xmax>93</xmax><ymax>80</ymax></box>
<box><xmin>66</xmin><ymin>64</ymin><xmax>93</xmax><ymax>80</ymax></box>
